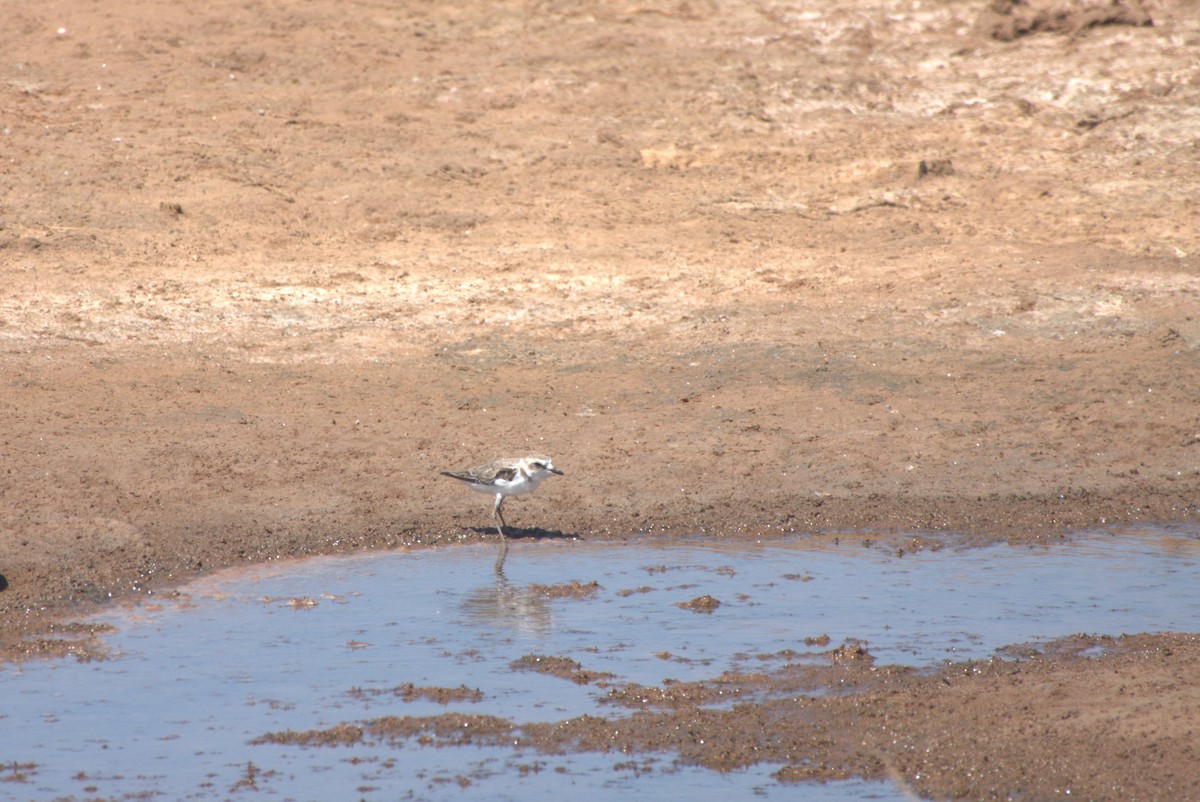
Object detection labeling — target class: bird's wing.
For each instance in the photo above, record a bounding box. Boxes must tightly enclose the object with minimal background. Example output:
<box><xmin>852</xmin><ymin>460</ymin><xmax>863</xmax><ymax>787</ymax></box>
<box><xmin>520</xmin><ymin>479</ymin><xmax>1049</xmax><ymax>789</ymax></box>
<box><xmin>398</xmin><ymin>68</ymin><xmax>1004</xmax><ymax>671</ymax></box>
<box><xmin>440</xmin><ymin>470</ymin><xmax>477</xmax><ymax>483</ymax></box>
<box><xmin>441</xmin><ymin>465</ymin><xmax>519</xmax><ymax>485</ymax></box>
<box><xmin>491</xmin><ymin>467</ymin><xmax>519</xmax><ymax>483</ymax></box>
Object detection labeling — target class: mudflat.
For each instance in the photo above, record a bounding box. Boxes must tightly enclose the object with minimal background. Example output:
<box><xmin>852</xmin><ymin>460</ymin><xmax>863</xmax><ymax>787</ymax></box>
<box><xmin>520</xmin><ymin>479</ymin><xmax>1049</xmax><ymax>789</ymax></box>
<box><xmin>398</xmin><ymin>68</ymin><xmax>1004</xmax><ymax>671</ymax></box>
<box><xmin>2</xmin><ymin>0</ymin><xmax>1197</xmax><ymax>798</ymax></box>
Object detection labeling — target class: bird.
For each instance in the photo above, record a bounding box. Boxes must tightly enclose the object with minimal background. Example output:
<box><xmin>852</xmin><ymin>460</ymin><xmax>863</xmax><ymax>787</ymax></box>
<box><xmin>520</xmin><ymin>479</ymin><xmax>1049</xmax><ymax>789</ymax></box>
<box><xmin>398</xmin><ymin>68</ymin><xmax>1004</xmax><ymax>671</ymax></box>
<box><xmin>441</xmin><ymin>455</ymin><xmax>564</xmax><ymax>540</ymax></box>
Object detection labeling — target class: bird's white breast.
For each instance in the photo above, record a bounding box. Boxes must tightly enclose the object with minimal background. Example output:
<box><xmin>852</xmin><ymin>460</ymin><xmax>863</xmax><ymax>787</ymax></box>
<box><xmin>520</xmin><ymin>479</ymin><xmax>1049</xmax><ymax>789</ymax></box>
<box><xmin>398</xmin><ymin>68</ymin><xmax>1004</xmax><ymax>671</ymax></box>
<box><xmin>493</xmin><ymin>472</ymin><xmax>540</xmax><ymax>496</ymax></box>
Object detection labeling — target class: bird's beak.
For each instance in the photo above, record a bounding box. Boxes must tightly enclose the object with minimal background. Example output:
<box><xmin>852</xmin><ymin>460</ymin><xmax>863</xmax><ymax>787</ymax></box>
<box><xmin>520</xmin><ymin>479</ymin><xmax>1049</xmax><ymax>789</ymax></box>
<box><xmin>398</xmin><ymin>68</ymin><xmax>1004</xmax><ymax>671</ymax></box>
<box><xmin>550</xmin><ymin>467</ymin><xmax>564</xmax><ymax>475</ymax></box>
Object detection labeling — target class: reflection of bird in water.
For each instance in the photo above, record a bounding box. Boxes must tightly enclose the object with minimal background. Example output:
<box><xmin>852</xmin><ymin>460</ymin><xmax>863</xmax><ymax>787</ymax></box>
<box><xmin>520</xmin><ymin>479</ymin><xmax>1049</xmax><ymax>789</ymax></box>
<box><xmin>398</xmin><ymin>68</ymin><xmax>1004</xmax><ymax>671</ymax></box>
<box><xmin>441</xmin><ymin>455</ymin><xmax>564</xmax><ymax>573</ymax></box>
<box><xmin>460</xmin><ymin>568</ymin><xmax>555</xmax><ymax>635</ymax></box>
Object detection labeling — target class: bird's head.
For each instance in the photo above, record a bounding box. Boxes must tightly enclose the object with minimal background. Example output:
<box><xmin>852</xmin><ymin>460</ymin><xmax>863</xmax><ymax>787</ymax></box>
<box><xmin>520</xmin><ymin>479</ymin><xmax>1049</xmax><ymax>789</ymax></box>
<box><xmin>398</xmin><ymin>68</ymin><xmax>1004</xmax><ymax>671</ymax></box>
<box><xmin>523</xmin><ymin>455</ymin><xmax>564</xmax><ymax>478</ymax></box>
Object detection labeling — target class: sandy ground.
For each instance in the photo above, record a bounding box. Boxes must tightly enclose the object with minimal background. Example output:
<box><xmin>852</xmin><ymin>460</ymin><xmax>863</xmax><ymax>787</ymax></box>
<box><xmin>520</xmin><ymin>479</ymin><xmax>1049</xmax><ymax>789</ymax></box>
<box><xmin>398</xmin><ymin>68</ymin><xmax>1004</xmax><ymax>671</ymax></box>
<box><xmin>2</xmin><ymin>0</ymin><xmax>1199</xmax><ymax>797</ymax></box>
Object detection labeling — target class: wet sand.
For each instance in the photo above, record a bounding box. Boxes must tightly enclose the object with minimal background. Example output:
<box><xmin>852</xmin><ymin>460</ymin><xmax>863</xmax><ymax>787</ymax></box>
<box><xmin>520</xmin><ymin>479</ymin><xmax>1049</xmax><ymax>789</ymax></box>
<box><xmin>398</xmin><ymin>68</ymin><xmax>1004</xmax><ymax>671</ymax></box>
<box><xmin>2</xmin><ymin>0</ymin><xmax>1199</xmax><ymax>797</ymax></box>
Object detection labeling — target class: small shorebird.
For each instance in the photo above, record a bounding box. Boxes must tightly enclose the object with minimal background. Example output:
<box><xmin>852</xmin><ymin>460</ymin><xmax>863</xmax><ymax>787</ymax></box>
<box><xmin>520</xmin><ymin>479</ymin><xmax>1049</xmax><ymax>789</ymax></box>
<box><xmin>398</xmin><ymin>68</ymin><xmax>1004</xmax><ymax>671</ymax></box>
<box><xmin>441</xmin><ymin>455</ymin><xmax>564</xmax><ymax>539</ymax></box>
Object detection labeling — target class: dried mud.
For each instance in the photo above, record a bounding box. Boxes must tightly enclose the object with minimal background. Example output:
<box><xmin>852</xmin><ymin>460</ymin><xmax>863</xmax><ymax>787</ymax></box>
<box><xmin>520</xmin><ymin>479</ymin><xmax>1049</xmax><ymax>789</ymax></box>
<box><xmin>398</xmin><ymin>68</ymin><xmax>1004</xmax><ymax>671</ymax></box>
<box><xmin>2</xmin><ymin>0</ymin><xmax>1199</xmax><ymax>797</ymax></box>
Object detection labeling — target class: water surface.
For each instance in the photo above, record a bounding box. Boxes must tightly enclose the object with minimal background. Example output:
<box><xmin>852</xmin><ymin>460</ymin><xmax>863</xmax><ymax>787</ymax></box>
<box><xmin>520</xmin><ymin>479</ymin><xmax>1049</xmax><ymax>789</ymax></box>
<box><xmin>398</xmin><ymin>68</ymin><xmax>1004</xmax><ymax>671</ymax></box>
<box><xmin>3</xmin><ymin>527</ymin><xmax>1197</xmax><ymax>801</ymax></box>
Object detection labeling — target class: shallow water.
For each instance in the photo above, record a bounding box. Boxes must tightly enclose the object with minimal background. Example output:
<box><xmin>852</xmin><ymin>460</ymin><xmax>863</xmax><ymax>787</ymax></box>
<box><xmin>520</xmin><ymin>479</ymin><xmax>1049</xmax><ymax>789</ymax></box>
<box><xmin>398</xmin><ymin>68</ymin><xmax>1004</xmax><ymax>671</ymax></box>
<box><xmin>2</xmin><ymin>527</ymin><xmax>1198</xmax><ymax>801</ymax></box>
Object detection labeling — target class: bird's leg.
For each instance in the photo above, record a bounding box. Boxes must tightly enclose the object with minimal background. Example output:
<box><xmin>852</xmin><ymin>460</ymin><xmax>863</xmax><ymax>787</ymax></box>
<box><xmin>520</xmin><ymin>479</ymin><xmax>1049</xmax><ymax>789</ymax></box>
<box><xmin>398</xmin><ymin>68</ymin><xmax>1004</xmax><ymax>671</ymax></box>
<box><xmin>492</xmin><ymin>494</ymin><xmax>507</xmax><ymax>539</ymax></box>
<box><xmin>492</xmin><ymin>494</ymin><xmax>508</xmax><ymax>573</ymax></box>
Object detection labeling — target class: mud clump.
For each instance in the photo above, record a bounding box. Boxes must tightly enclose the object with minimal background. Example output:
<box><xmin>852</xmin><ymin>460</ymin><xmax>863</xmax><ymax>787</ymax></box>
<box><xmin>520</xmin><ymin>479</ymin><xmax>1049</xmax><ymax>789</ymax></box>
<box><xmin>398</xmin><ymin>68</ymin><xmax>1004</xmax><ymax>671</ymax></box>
<box><xmin>255</xmin><ymin>714</ymin><xmax>517</xmax><ymax>749</ymax></box>
<box><xmin>829</xmin><ymin>642</ymin><xmax>875</xmax><ymax>665</ymax></box>
<box><xmin>601</xmin><ymin>680</ymin><xmax>747</xmax><ymax>710</ymax></box>
<box><xmin>773</xmin><ymin>763</ymin><xmax>856</xmax><ymax>783</ymax></box>
<box><xmin>526</xmin><ymin>580</ymin><xmax>601</xmax><ymax>599</ymax></box>
<box><xmin>368</xmin><ymin>713</ymin><xmax>516</xmax><ymax>746</ymax></box>
<box><xmin>511</xmin><ymin>654</ymin><xmax>616</xmax><ymax>685</ymax></box>
<box><xmin>347</xmin><ymin>683</ymin><xmax>484</xmax><ymax>705</ymax></box>
<box><xmin>978</xmin><ymin>0</ymin><xmax>1152</xmax><ymax>40</ymax></box>
<box><xmin>676</xmin><ymin>595</ymin><xmax>721</xmax><ymax>614</ymax></box>
<box><xmin>252</xmin><ymin>722</ymin><xmax>365</xmax><ymax>748</ymax></box>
